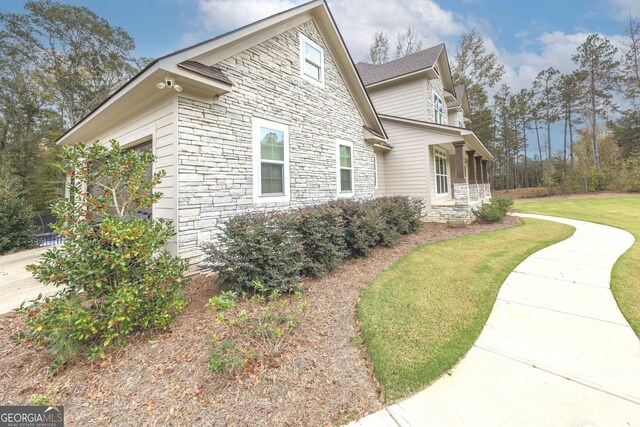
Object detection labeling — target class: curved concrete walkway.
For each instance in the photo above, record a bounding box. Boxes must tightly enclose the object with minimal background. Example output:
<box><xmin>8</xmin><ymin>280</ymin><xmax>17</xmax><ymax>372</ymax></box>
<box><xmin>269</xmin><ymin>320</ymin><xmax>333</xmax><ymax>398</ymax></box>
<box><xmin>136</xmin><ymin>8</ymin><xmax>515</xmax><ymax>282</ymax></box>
<box><xmin>350</xmin><ymin>214</ymin><xmax>640</xmax><ymax>426</ymax></box>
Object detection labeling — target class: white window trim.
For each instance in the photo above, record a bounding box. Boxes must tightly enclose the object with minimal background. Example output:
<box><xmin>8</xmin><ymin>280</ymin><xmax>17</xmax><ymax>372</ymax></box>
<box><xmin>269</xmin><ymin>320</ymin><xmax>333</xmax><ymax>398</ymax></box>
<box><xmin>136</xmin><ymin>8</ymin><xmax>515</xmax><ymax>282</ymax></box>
<box><xmin>299</xmin><ymin>33</ymin><xmax>325</xmax><ymax>88</ymax></box>
<box><xmin>373</xmin><ymin>153</ymin><xmax>378</xmax><ymax>190</ymax></box>
<box><xmin>336</xmin><ymin>139</ymin><xmax>354</xmax><ymax>197</ymax></box>
<box><xmin>434</xmin><ymin>148</ymin><xmax>449</xmax><ymax>197</ymax></box>
<box><xmin>252</xmin><ymin>117</ymin><xmax>290</xmax><ymax>204</ymax></box>
<box><xmin>433</xmin><ymin>90</ymin><xmax>444</xmax><ymax>125</ymax></box>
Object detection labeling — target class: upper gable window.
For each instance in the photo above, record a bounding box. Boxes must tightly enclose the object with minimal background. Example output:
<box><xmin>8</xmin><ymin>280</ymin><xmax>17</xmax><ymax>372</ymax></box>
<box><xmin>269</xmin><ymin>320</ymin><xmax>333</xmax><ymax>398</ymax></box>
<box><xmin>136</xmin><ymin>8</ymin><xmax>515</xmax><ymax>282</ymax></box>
<box><xmin>299</xmin><ymin>33</ymin><xmax>325</xmax><ymax>87</ymax></box>
<box><xmin>433</xmin><ymin>91</ymin><xmax>444</xmax><ymax>125</ymax></box>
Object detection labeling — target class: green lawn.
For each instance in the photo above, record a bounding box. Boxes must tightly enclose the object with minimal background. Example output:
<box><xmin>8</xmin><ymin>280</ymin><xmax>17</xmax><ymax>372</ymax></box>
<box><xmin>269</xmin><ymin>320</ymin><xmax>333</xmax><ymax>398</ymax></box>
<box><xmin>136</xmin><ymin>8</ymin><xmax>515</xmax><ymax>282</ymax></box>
<box><xmin>358</xmin><ymin>218</ymin><xmax>574</xmax><ymax>401</ymax></box>
<box><xmin>516</xmin><ymin>194</ymin><xmax>640</xmax><ymax>336</ymax></box>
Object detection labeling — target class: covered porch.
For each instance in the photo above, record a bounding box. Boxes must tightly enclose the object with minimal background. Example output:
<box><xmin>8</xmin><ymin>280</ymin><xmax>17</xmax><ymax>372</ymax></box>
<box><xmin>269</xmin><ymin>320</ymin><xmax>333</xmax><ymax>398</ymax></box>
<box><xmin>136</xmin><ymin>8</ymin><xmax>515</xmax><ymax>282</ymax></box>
<box><xmin>425</xmin><ymin>134</ymin><xmax>493</xmax><ymax>223</ymax></box>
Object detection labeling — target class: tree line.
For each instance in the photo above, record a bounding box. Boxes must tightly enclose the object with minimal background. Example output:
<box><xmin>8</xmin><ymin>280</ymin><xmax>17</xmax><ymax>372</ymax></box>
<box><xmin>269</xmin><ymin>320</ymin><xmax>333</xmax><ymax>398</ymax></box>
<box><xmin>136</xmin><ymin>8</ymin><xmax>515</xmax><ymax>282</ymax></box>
<box><xmin>365</xmin><ymin>21</ymin><xmax>640</xmax><ymax>193</ymax></box>
<box><xmin>0</xmin><ymin>0</ymin><xmax>145</xmax><ymax>214</ymax></box>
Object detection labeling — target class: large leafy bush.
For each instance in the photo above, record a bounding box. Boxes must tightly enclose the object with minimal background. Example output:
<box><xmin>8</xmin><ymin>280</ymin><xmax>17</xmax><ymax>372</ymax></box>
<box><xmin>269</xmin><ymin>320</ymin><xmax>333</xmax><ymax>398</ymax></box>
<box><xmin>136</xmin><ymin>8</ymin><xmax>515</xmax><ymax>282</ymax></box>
<box><xmin>23</xmin><ymin>140</ymin><xmax>187</xmax><ymax>366</ymax></box>
<box><xmin>0</xmin><ymin>167</ymin><xmax>38</xmax><ymax>254</ymax></box>
<box><xmin>205</xmin><ymin>197</ymin><xmax>424</xmax><ymax>294</ymax></box>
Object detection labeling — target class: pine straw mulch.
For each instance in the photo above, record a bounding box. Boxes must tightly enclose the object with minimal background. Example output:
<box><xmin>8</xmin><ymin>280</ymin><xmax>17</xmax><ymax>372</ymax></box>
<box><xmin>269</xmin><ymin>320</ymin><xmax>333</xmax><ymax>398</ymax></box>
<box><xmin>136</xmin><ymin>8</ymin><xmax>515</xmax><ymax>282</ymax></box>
<box><xmin>0</xmin><ymin>216</ymin><xmax>519</xmax><ymax>427</ymax></box>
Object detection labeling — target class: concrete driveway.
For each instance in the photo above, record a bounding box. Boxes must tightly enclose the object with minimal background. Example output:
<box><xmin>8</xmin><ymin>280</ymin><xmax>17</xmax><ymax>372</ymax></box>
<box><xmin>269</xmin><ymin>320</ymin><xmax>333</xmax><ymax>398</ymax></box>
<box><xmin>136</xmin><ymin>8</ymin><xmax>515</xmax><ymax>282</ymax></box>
<box><xmin>0</xmin><ymin>246</ymin><xmax>57</xmax><ymax>314</ymax></box>
<box><xmin>350</xmin><ymin>214</ymin><xmax>640</xmax><ymax>426</ymax></box>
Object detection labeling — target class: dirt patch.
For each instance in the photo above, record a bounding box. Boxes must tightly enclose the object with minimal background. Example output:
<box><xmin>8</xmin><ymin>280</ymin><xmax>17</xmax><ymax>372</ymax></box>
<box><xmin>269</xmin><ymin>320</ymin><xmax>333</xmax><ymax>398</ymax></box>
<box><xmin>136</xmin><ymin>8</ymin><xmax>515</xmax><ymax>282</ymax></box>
<box><xmin>0</xmin><ymin>216</ymin><xmax>519</xmax><ymax>426</ymax></box>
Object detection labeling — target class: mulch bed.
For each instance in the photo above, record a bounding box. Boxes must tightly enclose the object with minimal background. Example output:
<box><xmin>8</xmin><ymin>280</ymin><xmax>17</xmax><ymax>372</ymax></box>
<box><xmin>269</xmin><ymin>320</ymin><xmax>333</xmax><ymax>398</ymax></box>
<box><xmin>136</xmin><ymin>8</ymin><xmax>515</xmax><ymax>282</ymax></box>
<box><xmin>0</xmin><ymin>216</ymin><xmax>519</xmax><ymax>426</ymax></box>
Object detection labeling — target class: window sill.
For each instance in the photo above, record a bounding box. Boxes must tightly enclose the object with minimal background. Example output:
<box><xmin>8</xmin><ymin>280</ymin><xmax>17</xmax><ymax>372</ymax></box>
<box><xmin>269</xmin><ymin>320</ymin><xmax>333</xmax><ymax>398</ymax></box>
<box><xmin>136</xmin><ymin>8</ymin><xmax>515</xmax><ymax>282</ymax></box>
<box><xmin>253</xmin><ymin>194</ymin><xmax>290</xmax><ymax>204</ymax></box>
<box><xmin>337</xmin><ymin>191</ymin><xmax>354</xmax><ymax>198</ymax></box>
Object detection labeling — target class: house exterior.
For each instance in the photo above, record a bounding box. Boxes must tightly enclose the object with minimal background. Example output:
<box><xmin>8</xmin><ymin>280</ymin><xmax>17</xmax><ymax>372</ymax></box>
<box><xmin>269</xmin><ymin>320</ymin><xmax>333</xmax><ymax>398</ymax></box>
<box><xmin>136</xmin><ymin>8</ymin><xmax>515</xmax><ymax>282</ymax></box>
<box><xmin>356</xmin><ymin>45</ymin><xmax>493</xmax><ymax>223</ymax></box>
<box><xmin>57</xmin><ymin>0</ymin><xmax>491</xmax><ymax>266</ymax></box>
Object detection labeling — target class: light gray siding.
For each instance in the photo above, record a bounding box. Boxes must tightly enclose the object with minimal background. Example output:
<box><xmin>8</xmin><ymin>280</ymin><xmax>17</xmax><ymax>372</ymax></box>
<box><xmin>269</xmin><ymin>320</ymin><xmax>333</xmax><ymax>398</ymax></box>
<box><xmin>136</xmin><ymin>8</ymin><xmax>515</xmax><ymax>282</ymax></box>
<box><xmin>368</xmin><ymin>78</ymin><xmax>426</xmax><ymax>121</ymax></box>
<box><xmin>378</xmin><ymin>120</ymin><xmax>429</xmax><ymax>199</ymax></box>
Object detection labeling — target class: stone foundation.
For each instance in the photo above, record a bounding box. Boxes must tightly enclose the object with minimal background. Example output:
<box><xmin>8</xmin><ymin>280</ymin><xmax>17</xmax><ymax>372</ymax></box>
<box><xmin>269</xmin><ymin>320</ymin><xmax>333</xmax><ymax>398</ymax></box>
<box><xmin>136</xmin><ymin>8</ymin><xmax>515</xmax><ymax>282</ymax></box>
<box><xmin>453</xmin><ymin>183</ymin><xmax>470</xmax><ymax>205</ymax></box>
<box><xmin>423</xmin><ymin>204</ymin><xmax>476</xmax><ymax>224</ymax></box>
<box><xmin>484</xmin><ymin>183</ymin><xmax>492</xmax><ymax>201</ymax></box>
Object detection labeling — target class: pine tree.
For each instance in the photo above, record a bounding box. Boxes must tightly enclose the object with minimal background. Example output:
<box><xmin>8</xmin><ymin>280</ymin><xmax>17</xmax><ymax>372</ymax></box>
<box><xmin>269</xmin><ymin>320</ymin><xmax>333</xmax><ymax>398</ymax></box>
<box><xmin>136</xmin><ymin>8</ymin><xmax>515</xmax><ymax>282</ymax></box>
<box><xmin>572</xmin><ymin>34</ymin><xmax>620</xmax><ymax>169</ymax></box>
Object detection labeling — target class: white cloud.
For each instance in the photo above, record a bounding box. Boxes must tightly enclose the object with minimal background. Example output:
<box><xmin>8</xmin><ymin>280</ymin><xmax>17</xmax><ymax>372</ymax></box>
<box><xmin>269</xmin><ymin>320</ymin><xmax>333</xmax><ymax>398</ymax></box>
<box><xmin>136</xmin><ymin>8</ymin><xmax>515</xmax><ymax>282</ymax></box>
<box><xmin>493</xmin><ymin>31</ymin><xmax>627</xmax><ymax>93</ymax></box>
<box><xmin>179</xmin><ymin>0</ymin><xmax>628</xmax><ymax>97</ymax></box>
<box><xmin>195</xmin><ymin>0</ymin><xmax>299</xmax><ymax>32</ymax></box>
<box><xmin>180</xmin><ymin>0</ymin><xmax>465</xmax><ymax>61</ymax></box>
<box><xmin>608</xmin><ymin>0</ymin><xmax>640</xmax><ymax>20</ymax></box>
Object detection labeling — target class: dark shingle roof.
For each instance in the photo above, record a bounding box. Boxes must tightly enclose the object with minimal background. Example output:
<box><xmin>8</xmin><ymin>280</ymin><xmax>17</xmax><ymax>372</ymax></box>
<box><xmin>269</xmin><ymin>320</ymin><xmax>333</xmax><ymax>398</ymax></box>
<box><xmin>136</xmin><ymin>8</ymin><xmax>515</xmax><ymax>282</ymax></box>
<box><xmin>355</xmin><ymin>44</ymin><xmax>444</xmax><ymax>86</ymax></box>
<box><xmin>177</xmin><ymin>60</ymin><xmax>233</xmax><ymax>86</ymax></box>
<box><xmin>447</xmin><ymin>85</ymin><xmax>465</xmax><ymax>108</ymax></box>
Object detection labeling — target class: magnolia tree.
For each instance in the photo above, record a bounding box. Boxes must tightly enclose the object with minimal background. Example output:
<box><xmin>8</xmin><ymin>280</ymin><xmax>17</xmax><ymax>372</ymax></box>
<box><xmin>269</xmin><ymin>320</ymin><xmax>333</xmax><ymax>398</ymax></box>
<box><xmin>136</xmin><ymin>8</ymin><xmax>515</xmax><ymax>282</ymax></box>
<box><xmin>24</xmin><ymin>140</ymin><xmax>187</xmax><ymax>367</ymax></box>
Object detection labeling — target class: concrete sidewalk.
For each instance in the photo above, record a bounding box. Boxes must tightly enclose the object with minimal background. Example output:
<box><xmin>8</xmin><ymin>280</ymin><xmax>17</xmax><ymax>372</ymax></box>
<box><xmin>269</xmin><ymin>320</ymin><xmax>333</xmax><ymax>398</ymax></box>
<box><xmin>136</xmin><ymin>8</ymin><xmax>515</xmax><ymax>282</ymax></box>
<box><xmin>350</xmin><ymin>214</ymin><xmax>640</xmax><ymax>426</ymax></box>
<box><xmin>0</xmin><ymin>246</ymin><xmax>56</xmax><ymax>314</ymax></box>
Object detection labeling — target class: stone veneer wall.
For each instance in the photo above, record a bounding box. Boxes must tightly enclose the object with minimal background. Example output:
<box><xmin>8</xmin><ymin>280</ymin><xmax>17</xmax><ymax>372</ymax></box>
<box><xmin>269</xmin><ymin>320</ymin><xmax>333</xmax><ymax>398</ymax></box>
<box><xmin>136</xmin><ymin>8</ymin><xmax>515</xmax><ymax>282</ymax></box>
<box><xmin>176</xmin><ymin>20</ymin><xmax>375</xmax><ymax>264</ymax></box>
<box><xmin>484</xmin><ymin>183</ymin><xmax>492</xmax><ymax>201</ymax></box>
<box><xmin>423</xmin><ymin>204</ymin><xmax>475</xmax><ymax>224</ymax></box>
<box><xmin>425</xmin><ymin>77</ymin><xmax>446</xmax><ymax>125</ymax></box>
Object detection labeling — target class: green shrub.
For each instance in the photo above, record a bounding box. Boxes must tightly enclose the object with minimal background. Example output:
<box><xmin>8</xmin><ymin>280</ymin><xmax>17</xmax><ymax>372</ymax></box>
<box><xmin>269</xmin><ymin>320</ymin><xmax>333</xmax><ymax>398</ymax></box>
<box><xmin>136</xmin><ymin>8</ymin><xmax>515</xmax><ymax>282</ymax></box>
<box><xmin>490</xmin><ymin>197</ymin><xmax>514</xmax><ymax>213</ymax></box>
<box><xmin>473</xmin><ymin>197</ymin><xmax>514</xmax><ymax>223</ymax></box>
<box><xmin>208</xmin><ymin>340</ymin><xmax>241</xmax><ymax>373</ymax></box>
<box><xmin>375</xmin><ymin>196</ymin><xmax>424</xmax><ymax>246</ymax></box>
<box><xmin>0</xmin><ymin>169</ymin><xmax>38</xmax><ymax>254</ymax></box>
<box><xmin>330</xmin><ymin>199</ymin><xmax>382</xmax><ymax>257</ymax></box>
<box><xmin>292</xmin><ymin>205</ymin><xmax>346</xmax><ymax>276</ymax></box>
<box><xmin>204</xmin><ymin>211</ymin><xmax>304</xmax><ymax>295</ymax></box>
<box><xmin>207</xmin><ymin>291</ymin><xmax>238</xmax><ymax>311</ymax></box>
<box><xmin>23</xmin><ymin>140</ymin><xmax>187</xmax><ymax>366</ymax></box>
<box><xmin>208</xmin><ymin>293</ymin><xmax>309</xmax><ymax>369</ymax></box>
<box><xmin>623</xmin><ymin>159</ymin><xmax>640</xmax><ymax>192</ymax></box>
<box><xmin>26</xmin><ymin>388</ymin><xmax>58</xmax><ymax>406</ymax></box>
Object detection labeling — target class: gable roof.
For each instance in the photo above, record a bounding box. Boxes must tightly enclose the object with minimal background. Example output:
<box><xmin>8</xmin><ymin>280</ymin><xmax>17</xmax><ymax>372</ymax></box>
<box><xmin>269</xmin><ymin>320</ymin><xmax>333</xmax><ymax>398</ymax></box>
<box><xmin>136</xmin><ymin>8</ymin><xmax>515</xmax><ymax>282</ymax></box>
<box><xmin>447</xmin><ymin>86</ymin><xmax>465</xmax><ymax>108</ymax></box>
<box><xmin>57</xmin><ymin>0</ymin><xmax>387</xmax><ymax>144</ymax></box>
<box><xmin>446</xmin><ymin>85</ymin><xmax>471</xmax><ymax>121</ymax></box>
<box><xmin>355</xmin><ymin>44</ymin><xmax>443</xmax><ymax>86</ymax></box>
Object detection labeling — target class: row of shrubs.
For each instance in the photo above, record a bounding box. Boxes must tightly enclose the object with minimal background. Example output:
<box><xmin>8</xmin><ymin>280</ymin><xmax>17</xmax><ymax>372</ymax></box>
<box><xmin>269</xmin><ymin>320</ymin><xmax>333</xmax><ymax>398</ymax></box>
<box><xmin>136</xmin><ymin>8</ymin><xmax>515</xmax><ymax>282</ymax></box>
<box><xmin>204</xmin><ymin>197</ymin><xmax>424</xmax><ymax>294</ymax></box>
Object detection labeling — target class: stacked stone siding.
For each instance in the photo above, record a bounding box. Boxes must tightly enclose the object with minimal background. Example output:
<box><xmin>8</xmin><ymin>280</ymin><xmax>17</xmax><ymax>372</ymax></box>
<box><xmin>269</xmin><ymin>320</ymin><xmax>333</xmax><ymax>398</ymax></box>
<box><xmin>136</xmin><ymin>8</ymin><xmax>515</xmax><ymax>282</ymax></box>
<box><xmin>423</xmin><ymin>204</ymin><xmax>475</xmax><ymax>223</ymax></box>
<box><xmin>425</xmin><ymin>77</ymin><xmax>446</xmax><ymax>125</ymax></box>
<box><xmin>177</xmin><ymin>20</ymin><xmax>375</xmax><ymax>264</ymax></box>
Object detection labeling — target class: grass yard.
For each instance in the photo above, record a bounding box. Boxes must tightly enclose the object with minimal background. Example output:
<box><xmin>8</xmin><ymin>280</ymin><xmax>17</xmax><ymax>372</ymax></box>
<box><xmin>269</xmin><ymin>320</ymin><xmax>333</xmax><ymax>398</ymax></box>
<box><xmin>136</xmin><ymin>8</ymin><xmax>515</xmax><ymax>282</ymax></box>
<box><xmin>358</xmin><ymin>218</ymin><xmax>574</xmax><ymax>401</ymax></box>
<box><xmin>516</xmin><ymin>194</ymin><xmax>640</xmax><ymax>337</ymax></box>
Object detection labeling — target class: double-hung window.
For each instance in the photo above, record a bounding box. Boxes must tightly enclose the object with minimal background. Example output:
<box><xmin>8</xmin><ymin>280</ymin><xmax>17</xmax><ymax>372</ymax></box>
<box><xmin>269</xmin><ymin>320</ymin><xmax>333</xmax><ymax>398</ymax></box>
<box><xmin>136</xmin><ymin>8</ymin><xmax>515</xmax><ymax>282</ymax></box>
<box><xmin>336</xmin><ymin>140</ymin><xmax>354</xmax><ymax>196</ymax></box>
<box><xmin>253</xmin><ymin>118</ymin><xmax>289</xmax><ymax>203</ymax></box>
<box><xmin>433</xmin><ymin>91</ymin><xmax>444</xmax><ymax>124</ymax></box>
<box><xmin>300</xmin><ymin>34</ymin><xmax>324</xmax><ymax>87</ymax></box>
<box><xmin>434</xmin><ymin>148</ymin><xmax>449</xmax><ymax>196</ymax></box>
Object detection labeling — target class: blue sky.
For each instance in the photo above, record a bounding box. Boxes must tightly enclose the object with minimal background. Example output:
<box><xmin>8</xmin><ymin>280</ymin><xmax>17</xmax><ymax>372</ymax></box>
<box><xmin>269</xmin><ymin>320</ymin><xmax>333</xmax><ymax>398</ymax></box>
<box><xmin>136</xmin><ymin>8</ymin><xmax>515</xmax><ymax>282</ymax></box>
<box><xmin>3</xmin><ymin>0</ymin><xmax>636</xmax><ymax>63</ymax></box>
<box><xmin>3</xmin><ymin>0</ymin><xmax>639</xmax><ymax>151</ymax></box>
